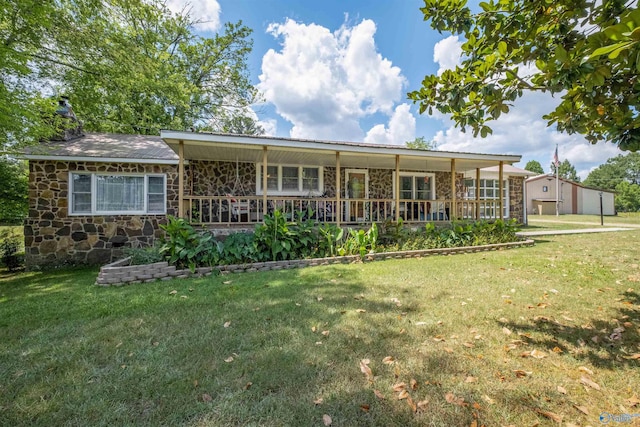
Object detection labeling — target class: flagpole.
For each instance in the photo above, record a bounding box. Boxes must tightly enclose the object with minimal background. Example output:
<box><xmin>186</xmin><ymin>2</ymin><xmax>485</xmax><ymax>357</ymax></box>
<box><xmin>555</xmin><ymin>144</ymin><xmax>559</xmax><ymax>216</ymax></box>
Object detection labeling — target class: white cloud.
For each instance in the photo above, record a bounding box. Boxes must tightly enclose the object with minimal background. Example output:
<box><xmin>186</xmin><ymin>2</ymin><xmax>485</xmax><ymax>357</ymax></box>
<box><xmin>165</xmin><ymin>0</ymin><xmax>221</xmax><ymax>32</ymax></box>
<box><xmin>364</xmin><ymin>104</ymin><xmax>415</xmax><ymax>145</ymax></box>
<box><xmin>433</xmin><ymin>91</ymin><xmax>623</xmax><ymax>179</ymax></box>
<box><xmin>433</xmin><ymin>35</ymin><xmax>463</xmax><ymax>76</ymax></box>
<box><xmin>258</xmin><ymin>18</ymin><xmax>410</xmax><ymax>142</ymax></box>
<box><xmin>258</xmin><ymin>118</ymin><xmax>278</xmax><ymax>136</ymax></box>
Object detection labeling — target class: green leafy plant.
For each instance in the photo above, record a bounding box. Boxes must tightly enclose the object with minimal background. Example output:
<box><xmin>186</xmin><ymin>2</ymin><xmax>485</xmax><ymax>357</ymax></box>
<box><xmin>124</xmin><ymin>244</ymin><xmax>164</xmax><ymax>266</ymax></box>
<box><xmin>159</xmin><ymin>216</ymin><xmax>217</xmax><ymax>272</ymax></box>
<box><xmin>317</xmin><ymin>224</ymin><xmax>344</xmax><ymax>258</ymax></box>
<box><xmin>338</xmin><ymin>223</ymin><xmax>378</xmax><ymax>258</ymax></box>
<box><xmin>0</xmin><ymin>231</ymin><xmax>23</xmax><ymax>271</ymax></box>
<box><xmin>220</xmin><ymin>232</ymin><xmax>257</xmax><ymax>265</ymax></box>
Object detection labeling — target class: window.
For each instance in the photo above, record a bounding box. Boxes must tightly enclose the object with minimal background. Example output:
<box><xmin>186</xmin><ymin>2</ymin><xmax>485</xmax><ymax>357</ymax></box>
<box><xmin>257</xmin><ymin>165</ymin><xmax>323</xmax><ymax>195</ymax></box>
<box><xmin>464</xmin><ymin>178</ymin><xmax>508</xmax><ymax>218</ymax></box>
<box><xmin>542</xmin><ymin>185</ymin><xmax>548</xmax><ymax>192</ymax></box>
<box><xmin>70</xmin><ymin>173</ymin><xmax>166</xmax><ymax>215</ymax></box>
<box><xmin>395</xmin><ymin>173</ymin><xmax>435</xmax><ymax>199</ymax></box>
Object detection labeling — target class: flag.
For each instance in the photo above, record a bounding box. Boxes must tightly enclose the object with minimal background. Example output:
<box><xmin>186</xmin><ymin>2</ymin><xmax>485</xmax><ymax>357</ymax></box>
<box><xmin>553</xmin><ymin>145</ymin><xmax>559</xmax><ymax>167</ymax></box>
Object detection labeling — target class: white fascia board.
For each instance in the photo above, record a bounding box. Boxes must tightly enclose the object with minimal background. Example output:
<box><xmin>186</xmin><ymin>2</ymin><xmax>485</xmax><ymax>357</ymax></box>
<box><xmin>22</xmin><ymin>155</ymin><xmax>180</xmax><ymax>165</ymax></box>
<box><xmin>161</xmin><ymin>130</ymin><xmax>522</xmax><ymax>163</ymax></box>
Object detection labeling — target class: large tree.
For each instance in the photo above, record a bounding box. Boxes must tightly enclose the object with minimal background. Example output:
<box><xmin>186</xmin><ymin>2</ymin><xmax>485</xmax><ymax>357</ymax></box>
<box><xmin>551</xmin><ymin>159</ymin><xmax>580</xmax><ymax>182</ymax></box>
<box><xmin>409</xmin><ymin>0</ymin><xmax>640</xmax><ymax>150</ymax></box>
<box><xmin>0</xmin><ymin>157</ymin><xmax>28</xmax><ymax>223</ymax></box>
<box><xmin>524</xmin><ymin>160</ymin><xmax>544</xmax><ymax>174</ymax></box>
<box><xmin>406</xmin><ymin>136</ymin><xmax>437</xmax><ymax>150</ymax></box>
<box><xmin>584</xmin><ymin>152</ymin><xmax>640</xmax><ymax>189</ymax></box>
<box><xmin>0</xmin><ymin>0</ymin><xmax>262</xmax><ymax>151</ymax></box>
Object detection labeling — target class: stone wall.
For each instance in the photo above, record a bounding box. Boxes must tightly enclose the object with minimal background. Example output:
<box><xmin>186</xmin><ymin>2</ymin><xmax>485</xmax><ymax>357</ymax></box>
<box><xmin>187</xmin><ymin>160</ymin><xmax>256</xmax><ymax>196</ymax></box>
<box><xmin>25</xmin><ymin>160</ymin><xmax>179</xmax><ymax>269</ymax></box>
<box><xmin>509</xmin><ymin>176</ymin><xmax>525</xmax><ymax>223</ymax></box>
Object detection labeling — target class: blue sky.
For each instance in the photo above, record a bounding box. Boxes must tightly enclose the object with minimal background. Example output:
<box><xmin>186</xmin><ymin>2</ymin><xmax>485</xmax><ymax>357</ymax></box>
<box><xmin>167</xmin><ymin>0</ymin><xmax>624</xmax><ymax>179</ymax></box>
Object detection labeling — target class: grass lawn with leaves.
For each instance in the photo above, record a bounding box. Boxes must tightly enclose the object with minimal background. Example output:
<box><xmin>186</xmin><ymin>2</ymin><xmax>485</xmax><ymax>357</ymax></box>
<box><xmin>1</xmin><ymin>230</ymin><xmax>639</xmax><ymax>426</ymax></box>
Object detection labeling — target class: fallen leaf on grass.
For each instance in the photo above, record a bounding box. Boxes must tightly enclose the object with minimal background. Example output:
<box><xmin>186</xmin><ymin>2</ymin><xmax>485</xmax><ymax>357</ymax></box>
<box><xmin>573</xmin><ymin>404</ymin><xmax>589</xmax><ymax>415</ymax></box>
<box><xmin>580</xmin><ymin>376</ymin><xmax>601</xmax><ymax>390</ymax></box>
<box><xmin>244</xmin><ymin>382</ymin><xmax>252</xmax><ymax>390</ymax></box>
<box><xmin>552</xmin><ymin>346</ymin><xmax>563</xmax><ymax>353</ymax></box>
<box><xmin>392</xmin><ymin>382</ymin><xmax>406</xmax><ymax>392</ymax></box>
<box><xmin>417</xmin><ymin>399</ymin><xmax>429</xmax><ymax>411</ymax></box>
<box><xmin>382</xmin><ymin>356</ymin><xmax>395</xmax><ymax>364</ymax></box>
<box><xmin>222</xmin><ymin>280</ymin><xmax>232</xmax><ymax>284</ymax></box>
<box><xmin>322</xmin><ymin>414</ymin><xmax>332</xmax><ymax>426</ymax></box>
<box><xmin>223</xmin><ymin>321</ymin><xmax>231</xmax><ymax>328</ymax></box>
<box><xmin>410</xmin><ymin>378</ymin><xmax>418</xmax><ymax>390</ymax></box>
<box><xmin>356</xmin><ymin>309</ymin><xmax>366</xmax><ymax>313</ymax></box>
<box><xmin>406</xmin><ymin>396</ymin><xmax>417</xmax><ymax>412</ymax></box>
<box><xmin>224</xmin><ymin>356</ymin><xmax>234</xmax><ymax>363</ymax></box>
<box><xmin>622</xmin><ymin>353</ymin><xmax>640</xmax><ymax>360</ymax></box>
<box><xmin>557</xmin><ymin>385</ymin><xmax>567</xmax><ymax>394</ymax></box>
<box><xmin>398</xmin><ymin>390</ymin><xmax>409</xmax><ymax>400</ymax></box>
<box><xmin>360</xmin><ymin>404</ymin><xmax>370</xmax><ymax>412</ymax></box>
<box><xmin>443</xmin><ymin>347</ymin><xmax>454</xmax><ymax>353</ymax></box>
<box><xmin>535</xmin><ymin>409</ymin><xmax>563</xmax><ymax>423</ymax></box>
<box><xmin>513</xmin><ymin>370</ymin><xmax>531</xmax><ymax>378</ymax></box>
<box><xmin>445</xmin><ymin>392</ymin><xmax>467</xmax><ymax>406</ymax></box>
<box><xmin>521</xmin><ymin>349</ymin><xmax>547</xmax><ymax>359</ymax></box>
<box><xmin>578</xmin><ymin>366</ymin><xmax>594</xmax><ymax>375</ymax></box>
<box><xmin>463</xmin><ymin>342</ymin><xmax>475</xmax><ymax>348</ymax></box>
<box><xmin>360</xmin><ymin>359</ymin><xmax>373</xmax><ymax>381</ymax></box>
<box><xmin>433</xmin><ymin>335</ymin><xmax>446</xmax><ymax>342</ymax></box>
<box><xmin>626</xmin><ymin>395</ymin><xmax>640</xmax><ymax>407</ymax></box>
<box><xmin>321</xmin><ymin>330</ymin><xmax>330</xmax><ymax>336</ymax></box>
<box><xmin>202</xmin><ymin>393</ymin><xmax>212</xmax><ymax>402</ymax></box>
<box><xmin>314</xmin><ymin>397</ymin><xmax>324</xmax><ymax>405</ymax></box>
<box><xmin>465</xmin><ymin>376</ymin><xmax>477</xmax><ymax>383</ymax></box>
<box><xmin>502</xmin><ymin>327</ymin><xmax>512</xmax><ymax>335</ymax></box>
<box><xmin>482</xmin><ymin>395</ymin><xmax>495</xmax><ymax>405</ymax></box>
<box><xmin>374</xmin><ymin>389</ymin><xmax>385</xmax><ymax>400</ymax></box>
<box><xmin>169</xmin><ymin>290</ymin><xmax>177</xmax><ymax>295</ymax></box>
<box><xmin>317</xmin><ymin>296</ymin><xmax>323</xmax><ymax>302</ymax></box>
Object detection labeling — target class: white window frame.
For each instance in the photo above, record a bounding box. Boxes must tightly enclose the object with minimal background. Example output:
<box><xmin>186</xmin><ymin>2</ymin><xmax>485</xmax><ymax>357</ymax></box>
<box><xmin>256</xmin><ymin>164</ymin><xmax>324</xmax><ymax>196</ymax></box>
<box><xmin>392</xmin><ymin>172</ymin><xmax>436</xmax><ymax>200</ymax></box>
<box><xmin>69</xmin><ymin>172</ymin><xmax>167</xmax><ymax>215</ymax></box>
<box><xmin>464</xmin><ymin>178</ymin><xmax>509</xmax><ymax>218</ymax></box>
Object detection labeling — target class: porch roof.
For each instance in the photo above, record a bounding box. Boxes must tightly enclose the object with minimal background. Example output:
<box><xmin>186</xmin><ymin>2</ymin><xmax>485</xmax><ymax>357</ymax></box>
<box><xmin>161</xmin><ymin>130</ymin><xmax>522</xmax><ymax>172</ymax></box>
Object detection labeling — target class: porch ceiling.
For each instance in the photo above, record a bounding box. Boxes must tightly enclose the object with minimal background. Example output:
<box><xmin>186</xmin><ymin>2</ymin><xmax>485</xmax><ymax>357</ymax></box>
<box><xmin>162</xmin><ymin>130</ymin><xmax>521</xmax><ymax>173</ymax></box>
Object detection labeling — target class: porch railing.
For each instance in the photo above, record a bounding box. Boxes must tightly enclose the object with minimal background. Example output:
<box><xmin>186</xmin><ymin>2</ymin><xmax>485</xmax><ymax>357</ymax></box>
<box><xmin>183</xmin><ymin>196</ymin><xmax>504</xmax><ymax>226</ymax></box>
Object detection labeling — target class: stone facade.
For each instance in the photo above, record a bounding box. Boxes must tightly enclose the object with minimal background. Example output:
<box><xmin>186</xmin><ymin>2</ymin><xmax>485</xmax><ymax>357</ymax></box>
<box><xmin>509</xmin><ymin>177</ymin><xmax>525</xmax><ymax>223</ymax></box>
<box><xmin>187</xmin><ymin>160</ymin><xmax>256</xmax><ymax>196</ymax></box>
<box><xmin>25</xmin><ymin>160</ymin><xmax>179</xmax><ymax>269</ymax></box>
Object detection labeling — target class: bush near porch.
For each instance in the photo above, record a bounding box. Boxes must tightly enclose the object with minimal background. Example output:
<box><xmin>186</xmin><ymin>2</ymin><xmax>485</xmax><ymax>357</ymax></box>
<box><xmin>147</xmin><ymin>211</ymin><xmax>521</xmax><ymax>272</ymax></box>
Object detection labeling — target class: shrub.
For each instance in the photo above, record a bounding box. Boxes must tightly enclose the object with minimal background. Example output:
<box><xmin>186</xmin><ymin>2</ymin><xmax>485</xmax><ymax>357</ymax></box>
<box><xmin>220</xmin><ymin>232</ymin><xmax>257</xmax><ymax>265</ymax></box>
<box><xmin>159</xmin><ymin>216</ymin><xmax>221</xmax><ymax>272</ymax></box>
<box><xmin>124</xmin><ymin>244</ymin><xmax>164</xmax><ymax>266</ymax></box>
<box><xmin>0</xmin><ymin>230</ymin><xmax>23</xmax><ymax>271</ymax></box>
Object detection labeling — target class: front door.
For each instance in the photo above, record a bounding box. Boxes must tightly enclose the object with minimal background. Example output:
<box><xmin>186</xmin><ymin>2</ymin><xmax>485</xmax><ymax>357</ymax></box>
<box><xmin>345</xmin><ymin>169</ymin><xmax>369</xmax><ymax>222</ymax></box>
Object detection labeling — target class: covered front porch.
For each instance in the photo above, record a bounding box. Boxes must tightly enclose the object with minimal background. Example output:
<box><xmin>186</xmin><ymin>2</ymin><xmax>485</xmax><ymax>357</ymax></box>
<box><xmin>160</xmin><ymin>131</ymin><xmax>522</xmax><ymax>227</ymax></box>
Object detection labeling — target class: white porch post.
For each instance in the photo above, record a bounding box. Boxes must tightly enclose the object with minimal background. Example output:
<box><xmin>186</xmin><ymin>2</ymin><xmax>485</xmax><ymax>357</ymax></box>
<box><xmin>499</xmin><ymin>161</ymin><xmax>504</xmax><ymax>219</ymax></box>
<box><xmin>475</xmin><ymin>167</ymin><xmax>481</xmax><ymax>220</ymax></box>
<box><xmin>178</xmin><ymin>140</ymin><xmax>184</xmax><ymax>219</ymax></box>
<box><xmin>262</xmin><ymin>146</ymin><xmax>268</xmax><ymax>219</ymax></box>
<box><xmin>395</xmin><ymin>155</ymin><xmax>400</xmax><ymax>222</ymax></box>
<box><xmin>450</xmin><ymin>158</ymin><xmax>456</xmax><ymax>221</ymax></box>
<box><xmin>336</xmin><ymin>151</ymin><xmax>341</xmax><ymax>227</ymax></box>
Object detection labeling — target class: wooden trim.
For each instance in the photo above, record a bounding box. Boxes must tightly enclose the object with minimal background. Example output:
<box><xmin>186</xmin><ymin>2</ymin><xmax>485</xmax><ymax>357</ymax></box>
<box><xmin>475</xmin><ymin>167</ymin><xmax>481</xmax><ymax>220</ymax></box>
<box><xmin>178</xmin><ymin>140</ymin><xmax>184</xmax><ymax>218</ymax></box>
<box><xmin>395</xmin><ymin>155</ymin><xmax>400</xmax><ymax>222</ymax></box>
<box><xmin>335</xmin><ymin>152</ymin><xmax>341</xmax><ymax>227</ymax></box>
<box><xmin>451</xmin><ymin>159</ymin><xmax>456</xmax><ymax>220</ymax></box>
<box><xmin>499</xmin><ymin>161</ymin><xmax>504</xmax><ymax>219</ymax></box>
<box><xmin>262</xmin><ymin>146</ymin><xmax>268</xmax><ymax>219</ymax></box>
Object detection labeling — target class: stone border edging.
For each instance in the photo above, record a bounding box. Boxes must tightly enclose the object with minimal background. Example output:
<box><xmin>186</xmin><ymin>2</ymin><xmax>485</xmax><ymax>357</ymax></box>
<box><xmin>95</xmin><ymin>239</ymin><xmax>535</xmax><ymax>286</ymax></box>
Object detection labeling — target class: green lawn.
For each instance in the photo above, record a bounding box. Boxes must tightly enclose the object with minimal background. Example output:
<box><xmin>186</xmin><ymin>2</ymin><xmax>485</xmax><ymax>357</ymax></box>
<box><xmin>1</xmin><ymin>231</ymin><xmax>639</xmax><ymax>426</ymax></box>
<box><xmin>528</xmin><ymin>212</ymin><xmax>640</xmax><ymax>226</ymax></box>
